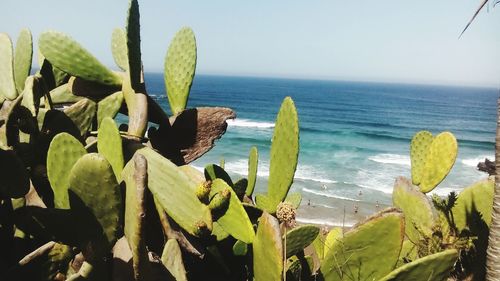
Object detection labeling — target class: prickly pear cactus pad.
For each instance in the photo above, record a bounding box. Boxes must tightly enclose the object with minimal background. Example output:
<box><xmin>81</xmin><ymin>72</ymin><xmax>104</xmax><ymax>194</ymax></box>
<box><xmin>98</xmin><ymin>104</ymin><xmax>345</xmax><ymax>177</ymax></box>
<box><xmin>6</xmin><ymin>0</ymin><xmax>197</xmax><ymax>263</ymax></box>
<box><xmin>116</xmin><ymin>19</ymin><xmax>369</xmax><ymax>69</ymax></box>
<box><xmin>0</xmin><ymin>33</ymin><xmax>17</xmax><ymax>100</ymax></box>
<box><xmin>132</xmin><ymin>146</ymin><xmax>212</xmax><ymax>236</ymax></box>
<box><xmin>111</xmin><ymin>28</ymin><xmax>128</xmax><ymax>71</ymax></box>
<box><xmin>268</xmin><ymin>97</ymin><xmax>299</xmax><ymax>205</ymax></box>
<box><xmin>255</xmin><ymin>193</ymin><xmax>277</xmax><ymax>213</ymax></box>
<box><xmin>284</xmin><ymin>225</ymin><xmax>319</xmax><ymax>258</ymax></box>
<box><xmin>126</xmin><ymin>0</ymin><xmax>142</xmax><ymax>90</ymax></box>
<box><xmin>204</xmin><ymin>164</ymin><xmax>234</xmax><ymax>187</ymax></box>
<box><xmin>378</xmin><ymin>249</ymin><xmax>458</xmax><ymax>281</ymax></box>
<box><xmin>164</xmin><ymin>27</ymin><xmax>197</xmax><ymax>115</ymax></box>
<box><xmin>253</xmin><ymin>212</ymin><xmax>283</xmax><ymax>281</ymax></box>
<box><xmin>452</xmin><ymin>177</ymin><xmax>494</xmax><ymax>231</ymax></box>
<box><xmin>69</xmin><ymin>153</ymin><xmax>122</xmax><ymax>248</ymax></box>
<box><xmin>161</xmin><ymin>239</ymin><xmax>188</xmax><ymax>281</ymax></box>
<box><xmin>420</xmin><ymin>132</ymin><xmax>457</xmax><ymax>193</ymax></box>
<box><xmin>246</xmin><ymin>146</ymin><xmax>258</xmax><ymax>197</ymax></box>
<box><xmin>63</xmin><ymin>98</ymin><xmax>97</xmax><ymax>137</ymax></box>
<box><xmin>393</xmin><ymin>176</ymin><xmax>436</xmax><ymax>243</ymax></box>
<box><xmin>97</xmin><ymin>91</ymin><xmax>124</xmax><ymax>127</ymax></box>
<box><xmin>284</xmin><ymin>192</ymin><xmax>302</xmax><ymax>209</ymax></box>
<box><xmin>321</xmin><ymin>208</ymin><xmax>404</xmax><ymax>281</ymax></box>
<box><xmin>410</xmin><ymin>130</ymin><xmax>433</xmax><ymax>185</ymax></box>
<box><xmin>323</xmin><ymin>227</ymin><xmax>342</xmax><ymax>260</ymax></box>
<box><xmin>39</xmin><ymin>31</ymin><xmax>122</xmax><ymax>86</ymax></box>
<box><xmin>47</xmin><ymin>133</ymin><xmax>86</xmax><ymax>209</ymax></box>
<box><xmin>97</xmin><ymin>117</ymin><xmax>124</xmax><ymax>181</ymax></box>
<box><xmin>209</xmin><ymin>179</ymin><xmax>255</xmax><ymax>243</ymax></box>
<box><xmin>13</xmin><ymin>29</ymin><xmax>33</xmax><ymax>93</ymax></box>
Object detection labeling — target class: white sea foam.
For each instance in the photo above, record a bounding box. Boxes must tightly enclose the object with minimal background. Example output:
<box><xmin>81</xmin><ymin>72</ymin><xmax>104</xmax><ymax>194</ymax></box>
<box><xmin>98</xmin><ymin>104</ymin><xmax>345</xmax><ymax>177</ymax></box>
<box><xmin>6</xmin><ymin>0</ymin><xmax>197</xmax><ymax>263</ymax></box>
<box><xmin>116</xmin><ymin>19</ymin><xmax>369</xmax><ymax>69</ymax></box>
<box><xmin>368</xmin><ymin>154</ymin><xmax>410</xmax><ymax>166</ymax></box>
<box><xmin>227</xmin><ymin>119</ymin><xmax>275</xmax><ymax>129</ymax></box>
<box><xmin>461</xmin><ymin>155</ymin><xmax>494</xmax><ymax>167</ymax></box>
<box><xmin>302</xmin><ymin>188</ymin><xmax>360</xmax><ymax>202</ymax></box>
<box><xmin>429</xmin><ymin>186</ymin><xmax>462</xmax><ymax>197</ymax></box>
<box><xmin>296</xmin><ymin>217</ymin><xmax>355</xmax><ymax>227</ymax></box>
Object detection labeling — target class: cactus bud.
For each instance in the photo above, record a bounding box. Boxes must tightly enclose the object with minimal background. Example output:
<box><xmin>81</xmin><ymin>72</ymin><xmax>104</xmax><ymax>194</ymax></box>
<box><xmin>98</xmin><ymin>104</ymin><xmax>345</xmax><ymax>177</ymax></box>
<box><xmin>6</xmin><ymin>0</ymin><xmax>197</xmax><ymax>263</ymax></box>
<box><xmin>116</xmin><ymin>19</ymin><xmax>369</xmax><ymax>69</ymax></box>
<box><xmin>196</xmin><ymin>180</ymin><xmax>212</xmax><ymax>203</ymax></box>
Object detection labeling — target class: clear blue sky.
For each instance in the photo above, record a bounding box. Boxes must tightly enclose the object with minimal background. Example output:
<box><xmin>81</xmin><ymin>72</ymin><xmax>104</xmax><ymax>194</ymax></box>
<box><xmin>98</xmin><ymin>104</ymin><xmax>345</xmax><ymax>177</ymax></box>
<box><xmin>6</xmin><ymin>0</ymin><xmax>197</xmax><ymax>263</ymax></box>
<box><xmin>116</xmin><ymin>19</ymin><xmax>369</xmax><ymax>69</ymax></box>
<box><xmin>1</xmin><ymin>0</ymin><xmax>500</xmax><ymax>87</ymax></box>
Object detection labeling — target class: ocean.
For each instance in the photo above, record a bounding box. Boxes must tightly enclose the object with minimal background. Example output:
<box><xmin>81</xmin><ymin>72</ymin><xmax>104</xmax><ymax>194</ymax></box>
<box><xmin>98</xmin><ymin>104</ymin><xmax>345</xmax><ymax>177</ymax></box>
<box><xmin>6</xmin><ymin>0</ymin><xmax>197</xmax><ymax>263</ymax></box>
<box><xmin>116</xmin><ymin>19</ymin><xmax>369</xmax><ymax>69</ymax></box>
<box><xmin>144</xmin><ymin>73</ymin><xmax>498</xmax><ymax>227</ymax></box>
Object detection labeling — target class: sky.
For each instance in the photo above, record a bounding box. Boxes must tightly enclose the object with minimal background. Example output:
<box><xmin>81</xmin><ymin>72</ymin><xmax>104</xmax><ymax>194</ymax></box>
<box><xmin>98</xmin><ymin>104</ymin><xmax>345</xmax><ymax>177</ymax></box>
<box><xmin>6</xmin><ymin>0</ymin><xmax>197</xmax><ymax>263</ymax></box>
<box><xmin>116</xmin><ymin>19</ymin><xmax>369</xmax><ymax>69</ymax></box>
<box><xmin>1</xmin><ymin>0</ymin><xmax>500</xmax><ymax>87</ymax></box>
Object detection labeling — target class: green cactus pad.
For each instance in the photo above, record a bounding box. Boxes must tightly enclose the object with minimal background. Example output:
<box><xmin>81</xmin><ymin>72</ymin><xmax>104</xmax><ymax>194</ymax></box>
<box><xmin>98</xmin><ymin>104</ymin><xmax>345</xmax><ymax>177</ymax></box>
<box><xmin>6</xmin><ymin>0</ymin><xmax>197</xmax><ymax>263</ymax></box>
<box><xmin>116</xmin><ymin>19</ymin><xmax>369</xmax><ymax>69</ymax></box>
<box><xmin>323</xmin><ymin>227</ymin><xmax>342</xmax><ymax>260</ymax></box>
<box><xmin>0</xmin><ymin>149</ymin><xmax>30</xmax><ymax>198</ymax></box>
<box><xmin>212</xmin><ymin>221</ymin><xmax>230</xmax><ymax>241</ymax></box>
<box><xmin>48</xmin><ymin>83</ymin><xmax>82</xmax><ymax>105</ymax></box>
<box><xmin>210</xmin><ymin>179</ymin><xmax>255</xmax><ymax>243</ymax></box>
<box><xmin>97</xmin><ymin>91</ymin><xmax>123</xmax><ymax>127</ymax></box>
<box><xmin>398</xmin><ymin>239</ymin><xmax>417</xmax><ymax>266</ymax></box>
<box><xmin>232</xmin><ymin>178</ymin><xmax>247</xmax><ymax>199</ymax></box>
<box><xmin>452</xmin><ymin>178</ymin><xmax>494</xmax><ymax>231</ymax></box>
<box><xmin>161</xmin><ymin>239</ymin><xmax>188</xmax><ymax>281</ymax></box>
<box><xmin>111</xmin><ymin>28</ymin><xmax>128</xmax><ymax>71</ymax></box>
<box><xmin>0</xmin><ymin>33</ymin><xmax>17</xmax><ymax>100</ymax></box>
<box><xmin>131</xmin><ymin>146</ymin><xmax>212</xmax><ymax>237</ymax></box>
<box><xmin>284</xmin><ymin>225</ymin><xmax>319</xmax><ymax>258</ymax></box>
<box><xmin>255</xmin><ymin>193</ymin><xmax>277</xmax><ymax>213</ymax></box>
<box><xmin>284</xmin><ymin>192</ymin><xmax>302</xmax><ymax>209</ymax></box>
<box><xmin>39</xmin><ymin>31</ymin><xmax>122</xmax><ymax>86</ymax></box>
<box><xmin>126</xmin><ymin>0</ymin><xmax>142</xmax><ymax>90</ymax></box>
<box><xmin>47</xmin><ymin>133</ymin><xmax>86</xmax><ymax>209</ymax></box>
<box><xmin>321</xmin><ymin>209</ymin><xmax>404</xmax><ymax>281</ymax></box>
<box><xmin>420</xmin><ymin>132</ymin><xmax>457</xmax><ymax>193</ymax></box>
<box><xmin>180</xmin><ymin>165</ymin><xmax>206</xmax><ymax>185</ymax></box>
<box><xmin>122</xmin><ymin>74</ymin><xmax>148</xmax><ymax>137</ymax></box>
<box><xmin>122</xmin><ymin>154</ymin><xmax>151</xmax><ymax>281</ymax></box>
<box><xmin>64</xmin><ymin>98</ymin><xmax>97</xmax><ymax>137</ymax></box>
<box><xmin>164</xmin><ymin>27</ymin><xmax>197</xmax><ymax>115</ymax></box>
<box><xmin>69</xmin><ymin>153</ymin><xmax>122</xmax><ymax>249</ymax></box>
<box><xmin>204</xmin><ymin>164</ymin><xmax>234</xmax><ymax>186</ymax></box>
<box><xmin>13</xmin><ymin>29</ymin><xmax>33</xmax><ymax>93</ymax></box>
<box><xmin>41</xmin><ymin>242</ymin><xmax>73</xmax><ymax>281</ymax></box>
<box><xmin>20</xmin><ymin>75</ymin><xmax>39</xmax><ymax>117</ymax></box>
<box><xmin>393</xmin><ymin>176</ymin><xmax>436</xmax><ymax>243</ymax></box>
<box><xmin>379</xmin><ymin>249</ymin><xmax>458</xmax><ymax>281</ymax></box>
<box><xmin>208</xmin><ymin>188</ymin><xmax>230</xmax><ymax>212</ymax></box>
<box><xmin>97</xmin><ymin>117</ymin><xmax>124</xmax><ymax>181</ymax></box>
<box><xmin>232</xmin><ymin>240</ymin><xmax>248</xmax><ymax>256</ymax></box>
<box><xmin>268</xmin><ymin>97</ymin><xmax>299</xmax><ymax>205</ymax></box>
<box><xmin>253</xmin><ymin>212</ymin><xmax>283</xmax><ymax>281</ymax></box>
<box><xmin>410</xmin><ymin>130</ymin><xmax>433</xmax><ymax>185</ymax></box>
<box><xmin>246</xmin><ymin>146</ymin><xmax>258</xmax><ymax>196</ymax></box>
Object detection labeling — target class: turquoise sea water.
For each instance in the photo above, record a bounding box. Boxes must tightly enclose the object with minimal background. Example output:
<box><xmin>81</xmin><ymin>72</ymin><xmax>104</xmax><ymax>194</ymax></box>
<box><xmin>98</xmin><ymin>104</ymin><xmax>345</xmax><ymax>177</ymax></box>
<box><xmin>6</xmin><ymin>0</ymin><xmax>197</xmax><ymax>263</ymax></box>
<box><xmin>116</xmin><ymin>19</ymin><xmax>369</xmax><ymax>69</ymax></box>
<box><xmin>145</xmin><ymin>73</ymin><xmax>498</xmax><ymax>226</ymax></box>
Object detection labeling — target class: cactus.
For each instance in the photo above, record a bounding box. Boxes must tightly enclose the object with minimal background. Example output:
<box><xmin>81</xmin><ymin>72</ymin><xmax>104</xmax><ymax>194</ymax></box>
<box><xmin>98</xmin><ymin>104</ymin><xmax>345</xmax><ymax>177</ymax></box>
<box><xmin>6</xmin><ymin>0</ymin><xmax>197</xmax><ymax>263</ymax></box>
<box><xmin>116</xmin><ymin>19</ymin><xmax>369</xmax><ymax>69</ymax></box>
<box><xmin>284</xmin><ymin>192</ymin><xmax>302</xmax><ymax>209</ymax></box>
<box><xmin>284</xmin><ymin>225</ymin><xmax>319</xmax><ymax>258</ymax></box>
<box><xmin>379</xmin><ymin>249</ymin><xmax>458</xmax><ymax>281</ymax></box>
<box><xmin>97</xmin><ymin>117</ymin><xmax>124</xmax><ymax>181</ymax></box>
<box><xmin>126</xmin><ymin>0</ymin><xmax>142</xmax><ymax>91</ymax></box>
<box><xmin>419</xmin><ymin>132</ymin><xmax>457</xmax><ymax>193</ymax></box>
<box><xmin>161</xmin><ymin>239</ymin><xmax>188</xmax><ymax>281</ymax></box>
<box><xmin>452</xmin><ymin>177</ymin><xmax>494</xmax><ymax>231</ymax></box>
<box><xmin>246</xmin><ymin>146</ymin><xmax>258</xmax><ymax>197</ymax></box>
<box><xmin>63</xmin><ymin>98</ymin><xmax>97</xmax><ymax>137</ymax></box>
<box><xmin>13</xmin><ymin>29</ymin><xmax>33</xmax><ymax>93</ymax></box>
<box><xmin>131</xmin><ymin>146</ymin><xmax>212</xmax><ymax>237</ymax></box>
<box><xmin>39</xmin><ymin>31</ymin><xmax>122</xmax><ymax>86</ymax></box>
<box><xmin>122</xmin><ymin>153</ymin><xmax>151</xmax><ymax>281</ymax></box>
<box><xmin>20</xmin><ymin>75</ymin><xmax>43</xmax><ymax>117</ymax></box>
<box><xmin>393</xmin><ymin>176</ymin><xmax>436</xmax><ymax>243</ymax></box>
<box><xmin>96</xmin><ymin>91</ymin><xmax>124</xmax><ymax>127</ymax></box>
<box><xmin>232</xmin><ymin>240</ymin><xmax>248</xmax><ymax>256</ymax></box>
<box><xmin>321</xmin><ymin>208</ymin><xmax>404</xmax><ymax>281</ymax></box>
<box><xmin>253</xmin><ymin>212</ymin><xmax>283</xmax><ymax>281</ymax></box>
<box><xmin>267</xmin><ymin>97</ymin><xmax>299</xmax><ymax>206</ymax></box>
<box><xmin>69</xmin><ymin>153</ymin><xmax>122</xmax><ymax>250</ymax></box>
<box><xmin>204</xmin><ymin>164</ymin><xmax>234</xmax><ymax>187</ymax></box>
<box><xmin>323</xmin><ymin>227</ymin><xmax>342</xmax><ymax>260</ymax></box>
<box><xmin>111</xmin><ymin>28</ymin><xmax>128</xmax><ymax>71</ymax></box>
<box><xmin>47</xmin><ymin>133</ymin><xmax>86</xmax><ymax>209</ymax></box>
<box><xmin>48</xmin><ymin>83</ymin><xmax>82</xmax><ymax>105</ymax></box>
<box><xmin>0</xmin><ymin>33</ymin><xmax>16</xmax><ymax>100</ymax></box>
<box><xmin>164</xmin><ymin>27</ymin><xmax>197</xmax><ymax>115</ymax></box>
<box><xmin>209</xmin><ymin>179</ymin><xmax>255</xmax><ymax>243</ymax></box>
<box><xmin>122</xmin><ymin>74</ymin><xmax>148</xmax><ymax>138</ymax></box>
<box><xmin>410</xmin><ymin>130</ymin><xmax>433</xmax><ymax>185</ymax></box>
